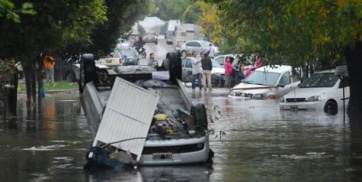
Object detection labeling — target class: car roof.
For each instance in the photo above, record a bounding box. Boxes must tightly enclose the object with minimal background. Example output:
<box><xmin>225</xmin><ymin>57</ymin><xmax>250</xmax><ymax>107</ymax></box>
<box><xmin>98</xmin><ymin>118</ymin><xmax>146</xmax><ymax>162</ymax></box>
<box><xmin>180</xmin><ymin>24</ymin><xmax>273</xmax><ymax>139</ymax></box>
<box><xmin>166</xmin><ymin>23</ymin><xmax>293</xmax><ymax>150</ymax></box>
<box><xmin>314</xmin><ymin>69</ymin><xmax>336</xmax><ymax>74</ymax></box>
<box><xmin>255</xmin><ymin>65</ymin><xmax>293</xmax><ymax>73</ymax></box>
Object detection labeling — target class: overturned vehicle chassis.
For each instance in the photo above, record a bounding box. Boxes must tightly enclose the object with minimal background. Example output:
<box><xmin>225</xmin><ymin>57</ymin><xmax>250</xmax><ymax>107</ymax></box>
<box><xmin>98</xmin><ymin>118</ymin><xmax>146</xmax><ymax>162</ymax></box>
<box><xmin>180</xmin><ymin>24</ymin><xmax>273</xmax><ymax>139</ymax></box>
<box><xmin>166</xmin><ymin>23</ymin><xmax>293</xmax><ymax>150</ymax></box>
<box><xmin>79</xmin><ymin>52</ymin><xmax>213</xmax><ymax>168</ymax></box>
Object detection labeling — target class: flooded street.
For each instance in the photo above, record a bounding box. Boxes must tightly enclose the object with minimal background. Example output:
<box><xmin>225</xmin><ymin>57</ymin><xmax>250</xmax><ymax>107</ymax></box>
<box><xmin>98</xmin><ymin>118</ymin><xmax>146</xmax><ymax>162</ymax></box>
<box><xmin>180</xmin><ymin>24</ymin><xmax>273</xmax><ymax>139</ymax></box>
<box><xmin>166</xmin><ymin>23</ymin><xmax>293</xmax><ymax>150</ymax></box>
<box><xmin>0</xmin><ymin>91</ymin><xmax>361</xmax><ymax>182</ymax></box>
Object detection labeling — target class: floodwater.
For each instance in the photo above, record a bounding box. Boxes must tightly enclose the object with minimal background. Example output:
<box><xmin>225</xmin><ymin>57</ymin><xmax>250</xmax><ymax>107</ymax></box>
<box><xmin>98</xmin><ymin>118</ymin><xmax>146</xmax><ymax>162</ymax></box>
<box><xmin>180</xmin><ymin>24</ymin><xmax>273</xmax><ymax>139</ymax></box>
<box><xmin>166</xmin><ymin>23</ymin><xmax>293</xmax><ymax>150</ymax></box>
<box><xmin>0</xmin><ymin>91</ymin><xmax>361</xmax><ymax>182</ymax></box>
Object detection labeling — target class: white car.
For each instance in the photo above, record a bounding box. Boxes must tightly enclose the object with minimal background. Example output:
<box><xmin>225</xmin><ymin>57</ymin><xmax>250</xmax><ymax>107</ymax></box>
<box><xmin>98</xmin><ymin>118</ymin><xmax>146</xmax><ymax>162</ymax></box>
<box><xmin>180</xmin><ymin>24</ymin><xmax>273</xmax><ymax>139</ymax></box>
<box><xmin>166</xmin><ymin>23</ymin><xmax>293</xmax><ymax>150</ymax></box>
<box><xmin>181</xmin><ymin>57</ymin><xmax>224</xmax><ymax>80</ymax></box>
<box><xmin>180</xmin><ymin>40</ymin><xmax>219</xmax><ymax>57</ymax></box>
<box><xmin>228</xmin><ymin>65</ymin><xmax>301</xmax><ymax>99</ymax></box>
<box><xmin>279</xmin><ymin>69</ymin><xmax>349</xmax><ymax>115</ymax></box>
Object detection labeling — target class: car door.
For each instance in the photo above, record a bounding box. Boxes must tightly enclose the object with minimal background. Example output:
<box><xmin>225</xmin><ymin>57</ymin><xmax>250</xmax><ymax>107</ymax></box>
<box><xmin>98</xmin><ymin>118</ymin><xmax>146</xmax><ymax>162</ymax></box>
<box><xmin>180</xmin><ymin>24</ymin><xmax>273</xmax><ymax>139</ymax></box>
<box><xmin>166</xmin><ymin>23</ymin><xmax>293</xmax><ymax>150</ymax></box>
<box><xmin>214</xmin><ymin>56</ymin><xmax>225</xmax><ymax>66</ymax></box>
<box><xmin>277</xmin><ymin>71</ymin><xmax>300</xmax><ymax>97</ymax></box>
<box><xmin>182</xmin><ymin>58</ymin><xmax>193</xmax><ymax>82</ymax></box>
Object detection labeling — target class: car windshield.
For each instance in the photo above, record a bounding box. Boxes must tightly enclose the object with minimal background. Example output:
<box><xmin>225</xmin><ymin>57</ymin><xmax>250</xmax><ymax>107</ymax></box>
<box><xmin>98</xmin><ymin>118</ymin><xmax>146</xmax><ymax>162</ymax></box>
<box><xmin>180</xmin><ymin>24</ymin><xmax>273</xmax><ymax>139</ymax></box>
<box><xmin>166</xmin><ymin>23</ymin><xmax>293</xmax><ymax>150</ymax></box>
<box><xmin>299</xmin><ymin>72</ymin><xmax>338</xmax><ymax>88</ymax></box>
<box><xmin>119</xmin><ymin>49</ymin><xmax>133</xmax><ymax>57</ymax></box>
<box><xmin>244</xmin><ymin>71</ymin><xmax>280</xmax><ymax>86</ymax></box>
<box><xmin>110</xmin><ymin>51</ymin><xmax>120</xmax><ymax>58</ymax></box>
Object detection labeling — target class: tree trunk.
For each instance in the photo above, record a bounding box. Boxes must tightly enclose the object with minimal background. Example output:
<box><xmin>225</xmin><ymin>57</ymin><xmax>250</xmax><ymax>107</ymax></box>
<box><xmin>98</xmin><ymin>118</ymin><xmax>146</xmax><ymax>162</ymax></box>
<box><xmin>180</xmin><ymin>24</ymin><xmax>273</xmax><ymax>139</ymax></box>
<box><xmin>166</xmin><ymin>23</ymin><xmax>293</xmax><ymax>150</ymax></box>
<box><xmin>24</xmin><ymin>61</ymin><xmax>37</xmax><ymax>114</ymax></box>
<box><xmin>345</xmin><ymin>41</ymin><xmax>362</xmax><ymax>121</ymax></box>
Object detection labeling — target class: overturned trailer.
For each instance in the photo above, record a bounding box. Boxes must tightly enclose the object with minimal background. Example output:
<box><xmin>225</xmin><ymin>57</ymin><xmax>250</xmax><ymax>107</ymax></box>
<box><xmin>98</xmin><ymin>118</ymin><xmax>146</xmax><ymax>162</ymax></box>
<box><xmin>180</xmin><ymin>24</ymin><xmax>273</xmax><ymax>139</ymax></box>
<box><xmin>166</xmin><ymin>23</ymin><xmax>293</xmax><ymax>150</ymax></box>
<box><xmin>79</xmin><ymin>52</ymin><xmax>213</xmax><ymax>168</ymax></box>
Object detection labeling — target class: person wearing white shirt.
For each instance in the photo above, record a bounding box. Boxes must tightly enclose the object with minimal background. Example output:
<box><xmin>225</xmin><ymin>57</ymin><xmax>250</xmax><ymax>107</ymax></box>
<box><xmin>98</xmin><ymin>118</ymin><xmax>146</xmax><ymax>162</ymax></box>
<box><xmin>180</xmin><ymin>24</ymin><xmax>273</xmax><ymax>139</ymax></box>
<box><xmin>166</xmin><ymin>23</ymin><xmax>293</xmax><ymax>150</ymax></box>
<box><xmin>190</xmin><ymin>51</ymin><xmax>202</xmax><ymax>90</ymax></box>
<box><xmin>207</xmin><ymin>44</ymin><xmax>216</xmax><ymax>59</ymax></box>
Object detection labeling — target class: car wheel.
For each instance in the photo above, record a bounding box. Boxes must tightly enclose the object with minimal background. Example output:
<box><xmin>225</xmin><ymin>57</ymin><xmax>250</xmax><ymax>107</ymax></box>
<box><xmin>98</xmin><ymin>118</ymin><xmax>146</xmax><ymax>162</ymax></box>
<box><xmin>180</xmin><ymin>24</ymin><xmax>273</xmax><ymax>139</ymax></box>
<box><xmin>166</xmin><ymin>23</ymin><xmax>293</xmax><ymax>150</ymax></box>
<box><xmin>211</xmin><ymin>74</ymin><xmax>221</xmax><ymax>88</ymax></box>
<box><xmin>324</xmin><ymin>100</ymin><xmax>338</xmax><ymax>115</ymax></box>
<box><xmin>78</xmin><ymin>54</ymin><xmax>96</xmax><ymax>94</ymax></box>
<box><xmin>190</xmin><ymin>103</ymin><xmax>208</xmax><ymax>131</ymax></box>
<box><xmin>167</xmin><ymin>51</ymin><xmax>182</xmax><ymax>83</ymax></box>
<box><xmin>66</xmin><ymin>71</ymin><xmax>76</xmax><ymax>82</ymax></box>
<box><xmin>78</xmin><ymin>61</ymin><xmax>85</xmax><ymax>93</ymax></box>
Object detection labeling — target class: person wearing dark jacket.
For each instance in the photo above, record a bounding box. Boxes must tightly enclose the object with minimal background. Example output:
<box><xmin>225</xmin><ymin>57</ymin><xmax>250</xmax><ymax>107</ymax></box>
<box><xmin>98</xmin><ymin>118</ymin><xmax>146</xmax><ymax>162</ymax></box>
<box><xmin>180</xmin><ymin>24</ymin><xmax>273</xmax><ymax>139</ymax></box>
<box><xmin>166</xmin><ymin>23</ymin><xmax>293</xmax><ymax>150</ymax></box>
<box><xmin>201</xmin><ymin>52</ymin><xmax>213</xmax><ymax>92</ymax></box>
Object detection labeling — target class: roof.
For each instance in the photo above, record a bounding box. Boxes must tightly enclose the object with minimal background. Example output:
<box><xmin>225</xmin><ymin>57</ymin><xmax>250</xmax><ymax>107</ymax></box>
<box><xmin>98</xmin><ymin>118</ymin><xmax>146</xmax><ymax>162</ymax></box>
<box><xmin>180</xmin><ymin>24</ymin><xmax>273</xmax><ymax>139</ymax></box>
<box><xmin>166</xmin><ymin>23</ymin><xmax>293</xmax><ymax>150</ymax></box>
<box><xmin>255</xmin><ymin>65</ymin><xmax>293</xmax><ymax>73</ymax></box>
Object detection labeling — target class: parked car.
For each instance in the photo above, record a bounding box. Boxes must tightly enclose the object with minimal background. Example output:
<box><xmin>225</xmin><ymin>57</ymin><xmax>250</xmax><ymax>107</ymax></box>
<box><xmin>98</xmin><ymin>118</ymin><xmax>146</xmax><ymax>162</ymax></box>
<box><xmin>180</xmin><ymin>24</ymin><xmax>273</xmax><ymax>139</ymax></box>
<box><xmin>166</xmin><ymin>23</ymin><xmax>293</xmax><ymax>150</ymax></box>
<box><xmin>63</xmin><ymin>57</ymin><xmax>113</xmax><ymax>82</ymax></box>
<box><xmin>228</xmin><ymin>65</ymin><xmax>302</xmax><ymax>99</ymax></box>
<box><xmin>143</xmin><ymin>32</ymin><xmax>158</xmax><ymax>44</ymax></box>
<box><xmin>98</xmin><ymin>50</ymin><xmax>123</xmax><ymax>68</ymax></box>
<box><xmin>280</xmin><ymin>69</ymin><xmax>349</xmax><ymax>115</ymax></box>
<box><xmin>213</xmin><ymin>54</ymin><xmax>235</xmax><ymax>66</ymax></box>
<box><xmin>181</xmin><ymin>57</ymin><xmax>225</xmax><ymax>87</ymax></box>
<box><xmin>180</xmin><ymin>40</ymin><xmax>219</xmax><ymax>58</ymax></box>
<box><xmin>116</xmin><ymin>47</ymin><xmax>139</xmax><ymax>65</ymax></box>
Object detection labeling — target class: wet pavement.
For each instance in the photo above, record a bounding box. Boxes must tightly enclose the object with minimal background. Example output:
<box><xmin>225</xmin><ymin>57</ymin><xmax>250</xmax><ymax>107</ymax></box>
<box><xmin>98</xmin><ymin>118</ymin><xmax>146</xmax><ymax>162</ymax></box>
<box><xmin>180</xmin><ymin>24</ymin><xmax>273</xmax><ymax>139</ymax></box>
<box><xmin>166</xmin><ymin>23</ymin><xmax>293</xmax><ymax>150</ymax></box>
<box><xmin>1</xmin><ymin>90</ymin><xmax>362</xmax><ymax>182</ymax></box>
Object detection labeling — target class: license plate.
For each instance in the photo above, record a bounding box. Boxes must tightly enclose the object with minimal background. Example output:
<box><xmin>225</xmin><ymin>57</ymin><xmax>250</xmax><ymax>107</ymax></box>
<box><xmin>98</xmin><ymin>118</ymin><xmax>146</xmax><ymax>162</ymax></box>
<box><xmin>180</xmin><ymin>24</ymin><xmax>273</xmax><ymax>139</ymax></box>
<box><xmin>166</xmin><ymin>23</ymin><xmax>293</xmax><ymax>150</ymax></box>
<box><xmin>106</xmin><ymin>59</ymin><xmax>112</xmax><ymax>63</ymax></box>
<box><xmin>152</xmin><ymin>153</ymin><xmax>173</xmax><ymax>160</ymax></box>
<box><xmin>290</xmin><ymin>106</ymin><xmax>298</xmax><ymax>110</ymax></box>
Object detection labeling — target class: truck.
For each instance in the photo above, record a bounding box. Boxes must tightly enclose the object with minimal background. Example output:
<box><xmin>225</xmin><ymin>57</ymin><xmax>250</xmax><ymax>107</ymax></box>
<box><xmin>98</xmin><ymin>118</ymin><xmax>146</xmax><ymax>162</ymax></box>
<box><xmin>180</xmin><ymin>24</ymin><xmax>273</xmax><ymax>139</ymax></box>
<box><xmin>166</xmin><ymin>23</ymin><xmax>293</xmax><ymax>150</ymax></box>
<box><xmin>173</xmin><ymin>23</ymin><xmax>204</xmax><ymax>50</ymax></box>
<box><xmin>165</xmin><ymin>20</ymin><xmax>180</xmax><ymax>45</ymax></box>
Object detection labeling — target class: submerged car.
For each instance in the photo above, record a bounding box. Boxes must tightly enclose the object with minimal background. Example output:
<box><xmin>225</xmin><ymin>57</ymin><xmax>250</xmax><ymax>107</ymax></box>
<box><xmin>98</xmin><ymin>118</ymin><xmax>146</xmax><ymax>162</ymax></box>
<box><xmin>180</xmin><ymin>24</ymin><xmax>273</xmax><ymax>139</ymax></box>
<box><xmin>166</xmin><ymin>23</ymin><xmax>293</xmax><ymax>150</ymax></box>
<box><xmin>280</xmin><ymin>69</ymin><xmax>349</xmax><ymax>115</ymax></box>
<box><xmin>228</xmin><ymin>65</ymin><xmax>301</xmax><ymax>99</ymax></box>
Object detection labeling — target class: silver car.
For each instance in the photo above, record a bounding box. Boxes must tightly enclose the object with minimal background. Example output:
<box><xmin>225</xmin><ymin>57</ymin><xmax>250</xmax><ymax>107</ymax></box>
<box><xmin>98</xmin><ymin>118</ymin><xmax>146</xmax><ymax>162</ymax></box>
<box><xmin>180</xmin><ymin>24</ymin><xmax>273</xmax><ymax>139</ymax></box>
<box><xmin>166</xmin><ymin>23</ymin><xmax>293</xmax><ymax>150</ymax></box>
<box><xmin>180</xmin><ymin>40</ymin><xmax>219</xmax><ymax>57</ymax></box>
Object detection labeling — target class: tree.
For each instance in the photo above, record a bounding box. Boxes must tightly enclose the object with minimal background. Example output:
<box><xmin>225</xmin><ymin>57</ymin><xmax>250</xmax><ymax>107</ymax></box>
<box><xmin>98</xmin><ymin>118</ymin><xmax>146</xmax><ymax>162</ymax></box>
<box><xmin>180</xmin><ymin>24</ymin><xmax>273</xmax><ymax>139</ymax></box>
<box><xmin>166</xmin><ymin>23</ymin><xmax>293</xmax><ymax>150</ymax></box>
<box><xmin>205</xmin><ymin>0</ymin><xmax>362</xmax><ymax>120</ymax></box>
<box><xmin>148</xmin><ymin>0</ymin><xmax>190</xmax><ymax>21</ymax></box>
<box><xmin>86</xmin><ymin>0</ymin><xmax>149</xmax><ymax>58</ymax></box>
<box><xmin>0</xmin><ymin>0</ymin><xmax>36</xmax><ymax>23</ymax></box>
<box><xmin>0</xmin><ymin>0</ymin><xmax>107</xmax><ymax>115</ymax></box>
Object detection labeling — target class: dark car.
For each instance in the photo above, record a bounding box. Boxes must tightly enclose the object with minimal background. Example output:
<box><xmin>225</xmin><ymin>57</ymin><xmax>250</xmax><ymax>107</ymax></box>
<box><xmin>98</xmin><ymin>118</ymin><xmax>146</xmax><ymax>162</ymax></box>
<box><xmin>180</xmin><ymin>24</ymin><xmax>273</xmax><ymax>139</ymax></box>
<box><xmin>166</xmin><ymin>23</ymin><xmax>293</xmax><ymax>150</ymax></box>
<box><xmin>142</xmin><ymin>32</ymin><xmax>158</xmax><ymax>44</ymax></box>
<box><xmin>117</xmin><ymin>47</ymin><xmax>139</xmax><ymax>66</ymax></box>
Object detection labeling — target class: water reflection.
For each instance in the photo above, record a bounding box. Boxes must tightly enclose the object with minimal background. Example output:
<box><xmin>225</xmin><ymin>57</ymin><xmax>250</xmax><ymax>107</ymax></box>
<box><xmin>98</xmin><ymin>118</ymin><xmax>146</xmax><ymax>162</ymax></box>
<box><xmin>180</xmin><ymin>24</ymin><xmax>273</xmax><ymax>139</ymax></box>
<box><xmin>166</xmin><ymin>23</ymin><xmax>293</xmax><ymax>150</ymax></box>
<box><xmin>86</xmin><ymin>166</ymin><xmax>212</xmax><ymax>182</ymax></box>
<box><xmin>0</xmin><ymin>93</ymin><xmax>361</xmax><ymax>181</ymax></box>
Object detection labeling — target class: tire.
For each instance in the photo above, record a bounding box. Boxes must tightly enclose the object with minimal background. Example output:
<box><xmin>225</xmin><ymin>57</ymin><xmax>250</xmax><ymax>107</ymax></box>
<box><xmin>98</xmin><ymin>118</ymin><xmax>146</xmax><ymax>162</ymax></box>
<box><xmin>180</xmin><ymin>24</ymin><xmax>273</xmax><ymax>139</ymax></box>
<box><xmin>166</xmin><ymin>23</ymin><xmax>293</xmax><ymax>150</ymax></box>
<box><xmin>183</xmin><ymin>74</ymin><xmax>193</xmax><ymax>88</ymax></box>
<box><xmin>167</xmin><ymin>51</ymin><xmax>182</xmax><ymax>83</ymax></box>
<box><xmin>190</xmin><ymin>104</ymin><xmax>208</xmax><ymax>131</ymax></box>
<box><xmin>211</xmin><ymin>74</ymin><xmax>221</xmax><ymax>88</ymax></box>
<box><xmin>324</xmin><ymin>100</ymin><xmax>338</xmax><ymax>115</ymax></box>
<box><xmin>78</xmin><ymin>61</ymin><xmax>85</xmax><ymax>93</ymax></box>
<box><xmin>78</xmin><ymin>54</ymin><xmax>96</xmax><ymax>94</ymax></box>
<box><xmin>65</xmin><ymin>71</ymin><xmax>76</xmax><ymax>82</ymax></box>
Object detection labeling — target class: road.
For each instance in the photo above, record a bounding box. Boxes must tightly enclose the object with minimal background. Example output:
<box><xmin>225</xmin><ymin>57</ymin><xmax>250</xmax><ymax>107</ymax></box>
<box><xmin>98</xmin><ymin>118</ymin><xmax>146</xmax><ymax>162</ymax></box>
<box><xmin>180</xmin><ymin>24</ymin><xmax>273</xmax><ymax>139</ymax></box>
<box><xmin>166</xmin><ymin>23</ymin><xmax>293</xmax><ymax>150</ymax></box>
<box><xmin>139</xmin><ymin>37</ymin><xmax>173</xmax><ymax>66</ymax></box>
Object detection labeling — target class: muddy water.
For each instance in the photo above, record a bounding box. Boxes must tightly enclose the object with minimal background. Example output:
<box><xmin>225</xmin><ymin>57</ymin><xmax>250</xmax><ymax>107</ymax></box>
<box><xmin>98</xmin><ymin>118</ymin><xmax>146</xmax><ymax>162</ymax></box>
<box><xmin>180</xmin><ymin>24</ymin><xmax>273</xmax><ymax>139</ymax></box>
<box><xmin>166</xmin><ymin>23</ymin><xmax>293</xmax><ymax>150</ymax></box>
<box><xmin>0</xmin><ymin>93</ymin><xmax>361</xmax><ymax>182</ymax></box>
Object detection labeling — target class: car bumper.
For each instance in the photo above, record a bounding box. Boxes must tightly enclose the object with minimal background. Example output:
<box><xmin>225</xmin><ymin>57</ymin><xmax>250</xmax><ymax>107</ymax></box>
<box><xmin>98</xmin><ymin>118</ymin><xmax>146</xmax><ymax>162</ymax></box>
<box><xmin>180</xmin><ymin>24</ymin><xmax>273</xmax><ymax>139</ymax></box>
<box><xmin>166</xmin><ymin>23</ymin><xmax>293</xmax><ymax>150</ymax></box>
<box><xmin>279</xmin><ymin>101</ymin><xmax>325</xmax><ymax>111</ymax></box>
<box><xmin>139</xmin><ymin>136</ymin><xmax>210</xmax><ymax>166</ymax></box>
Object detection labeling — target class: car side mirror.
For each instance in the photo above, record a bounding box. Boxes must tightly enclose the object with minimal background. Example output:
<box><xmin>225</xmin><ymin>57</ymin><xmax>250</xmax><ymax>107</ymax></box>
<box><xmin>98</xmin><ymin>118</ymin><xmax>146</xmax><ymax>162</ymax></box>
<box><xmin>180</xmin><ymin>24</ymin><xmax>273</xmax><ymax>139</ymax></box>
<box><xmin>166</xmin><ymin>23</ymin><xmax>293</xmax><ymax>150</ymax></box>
<box><xmin>277</xmin><ymin>84</ymin><xmax>285</xmax><ymax>88</ymax></box>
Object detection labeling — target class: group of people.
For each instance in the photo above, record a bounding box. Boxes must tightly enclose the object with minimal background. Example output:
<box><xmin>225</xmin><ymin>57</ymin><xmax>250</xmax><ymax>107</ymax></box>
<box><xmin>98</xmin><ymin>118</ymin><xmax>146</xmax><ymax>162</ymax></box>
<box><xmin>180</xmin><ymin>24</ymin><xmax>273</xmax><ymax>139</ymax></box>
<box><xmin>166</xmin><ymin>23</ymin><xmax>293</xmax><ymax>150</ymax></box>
<box><xmin>189</xmin><ymin>51</ymin><xmax>214</xmax><ymax>92</ymax></box>
<box><xmin>223</xmin><ymin>54</ymin><xmax>264</xmax><ymax>89</ymax></box>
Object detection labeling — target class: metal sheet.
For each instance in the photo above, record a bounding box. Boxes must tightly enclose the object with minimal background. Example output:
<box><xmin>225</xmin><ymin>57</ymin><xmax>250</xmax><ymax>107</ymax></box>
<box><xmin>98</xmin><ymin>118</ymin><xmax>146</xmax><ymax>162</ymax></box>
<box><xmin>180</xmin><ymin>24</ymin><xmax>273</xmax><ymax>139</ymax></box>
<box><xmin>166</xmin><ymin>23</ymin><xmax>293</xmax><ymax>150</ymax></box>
<box><xmin>92</xmin><ymin>77</ymin><xmax>159</xmax><ymax>160</ymax></box>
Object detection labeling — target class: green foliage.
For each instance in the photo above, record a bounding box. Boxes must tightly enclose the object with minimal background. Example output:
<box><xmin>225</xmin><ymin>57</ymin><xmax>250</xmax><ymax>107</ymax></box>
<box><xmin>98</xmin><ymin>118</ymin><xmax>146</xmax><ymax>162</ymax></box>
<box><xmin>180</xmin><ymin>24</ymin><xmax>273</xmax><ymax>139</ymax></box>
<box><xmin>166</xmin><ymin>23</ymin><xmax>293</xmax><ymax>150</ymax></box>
<box><xmin>148</xmin><ymin>0</ymin><xmax>191</xmax><ymax>20</ymax></box>
<box><xmin>0</xmin><ymin>1</ymin><xmax>36</xmax><ymax>23</ymax></box>
<box><xmin>206</xmin><ymin>0</ymin><xmax>362</xmax><ymax>68</ymax></box>
<box><xmin>86</xmin><ymin>0</ymin><xmax>149</xmax><ymax>58</ymax></box>
<box><xmin>182</xmin><ymin>2</ymin><xmax>201</xmax><ymax>23</ymax></box>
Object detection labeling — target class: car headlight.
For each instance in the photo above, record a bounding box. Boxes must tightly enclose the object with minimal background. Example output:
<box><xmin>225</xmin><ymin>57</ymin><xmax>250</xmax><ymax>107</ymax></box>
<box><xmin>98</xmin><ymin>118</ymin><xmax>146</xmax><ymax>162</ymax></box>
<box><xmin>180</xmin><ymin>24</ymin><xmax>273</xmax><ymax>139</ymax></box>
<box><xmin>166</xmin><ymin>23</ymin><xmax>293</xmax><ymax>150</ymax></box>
<box><xmin>306</xmin><ymin>95</ymin><xmax>321</xmax><ymax>102</ymax></box>
<box><xmin>280</xmin><ymin>96</ymin><xmax>285</xmax><ymax>103</ymax></box>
